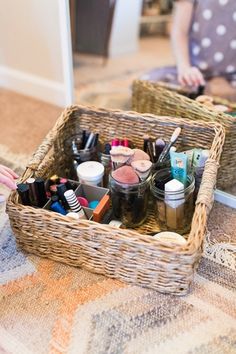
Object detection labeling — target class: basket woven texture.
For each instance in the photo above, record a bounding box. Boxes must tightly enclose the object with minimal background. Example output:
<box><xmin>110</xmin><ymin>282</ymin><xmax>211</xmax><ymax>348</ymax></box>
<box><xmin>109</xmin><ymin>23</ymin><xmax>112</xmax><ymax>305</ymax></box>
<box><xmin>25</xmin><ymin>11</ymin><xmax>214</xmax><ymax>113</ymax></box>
<box><xmin>6</xmin><ymin>106</ymin><xmax>225</xmax><ymax>295</ymax></box>
<box><xmin>132</xmin><ymin>80</ymin><xmax>235</xmax><ymax>190</ymax></box>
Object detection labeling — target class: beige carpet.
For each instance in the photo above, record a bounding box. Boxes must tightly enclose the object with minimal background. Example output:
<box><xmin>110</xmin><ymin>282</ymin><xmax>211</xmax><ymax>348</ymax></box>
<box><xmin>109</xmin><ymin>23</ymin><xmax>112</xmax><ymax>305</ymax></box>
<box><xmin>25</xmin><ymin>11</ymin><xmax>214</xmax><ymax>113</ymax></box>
<box><xmin>74</xmin><ymin>37</ymin><xmax>174</xmax><ymax>109</ymax></box>
<box><xmin>0</xmin><ymin>89</ymin><xmax>61</xmax><ymax>157</ymax></box>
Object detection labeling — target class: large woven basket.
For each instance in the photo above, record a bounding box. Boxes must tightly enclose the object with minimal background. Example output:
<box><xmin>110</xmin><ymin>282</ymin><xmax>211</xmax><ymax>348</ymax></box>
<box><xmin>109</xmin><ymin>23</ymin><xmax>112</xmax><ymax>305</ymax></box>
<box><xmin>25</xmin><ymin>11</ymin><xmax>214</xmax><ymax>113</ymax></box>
<box><xmin>132</xmin><ymin>79</ymin><xmax>236</xmax><ymax>190</ymax></box>
<box><xmin>6</xmin><ymin>106</ymin><xmax>225</xmax><ymax>295</ymax></box>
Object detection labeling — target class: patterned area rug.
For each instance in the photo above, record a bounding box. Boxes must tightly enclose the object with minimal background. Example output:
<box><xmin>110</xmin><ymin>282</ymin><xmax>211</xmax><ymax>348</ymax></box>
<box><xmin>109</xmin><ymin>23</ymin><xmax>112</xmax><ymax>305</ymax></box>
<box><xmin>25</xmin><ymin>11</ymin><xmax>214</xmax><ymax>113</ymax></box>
<box><xmin>1</xmin><ymin>204</ymin><xmax>236</xmax><ymax>354</ymax></box>
<box><xmin>0</xmin><ymin>121</ymin><xmax>236</xmax><ymax>353</ymax></box>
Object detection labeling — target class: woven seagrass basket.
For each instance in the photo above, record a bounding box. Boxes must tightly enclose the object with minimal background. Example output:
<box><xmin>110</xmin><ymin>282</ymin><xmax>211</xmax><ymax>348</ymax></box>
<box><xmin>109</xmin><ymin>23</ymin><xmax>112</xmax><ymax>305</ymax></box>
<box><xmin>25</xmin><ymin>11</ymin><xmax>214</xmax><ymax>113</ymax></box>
<box><xmin>151</xmin><ymin>80</ymin><xmax>236</xmax><ymax>109</ymax></box>
<box><xmin>6</xmin><ymin>106</ymin><xmax>225</xmax><ymax>295</ymax></box>
<box><xmin>132</xmin><ymin>79</ymin><xmax>235</xmax><ymax>190</ymax></box>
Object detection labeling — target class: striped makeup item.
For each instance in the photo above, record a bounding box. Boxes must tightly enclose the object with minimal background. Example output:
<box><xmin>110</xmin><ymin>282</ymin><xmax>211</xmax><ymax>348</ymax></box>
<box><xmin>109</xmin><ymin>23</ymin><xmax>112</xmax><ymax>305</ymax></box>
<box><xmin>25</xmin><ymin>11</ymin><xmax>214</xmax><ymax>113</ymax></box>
<box><xmin>64</xmin><ymin>190</ymin><xmax>87</xmax><ymax>220</ymax></box>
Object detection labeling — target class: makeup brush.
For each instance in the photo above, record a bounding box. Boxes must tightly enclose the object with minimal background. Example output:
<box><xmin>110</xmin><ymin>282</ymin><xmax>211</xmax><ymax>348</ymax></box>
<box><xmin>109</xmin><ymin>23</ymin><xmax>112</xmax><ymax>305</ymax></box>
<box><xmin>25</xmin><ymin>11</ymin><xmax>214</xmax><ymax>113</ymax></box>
<box><xmin>128</xmin><ymin>148</ymin><xmax>150</xmax><ymax>164</ymax></box>
<box><xmin>110</xmin><ymin>146</ymin><xmax>134</xmax><ymax>169</ymax></box>
<box><xmin>157</xmin><ymin>127</ymin><xmax>181</xmax><ymax>164</ymax></box>
<box><xmin>155</xmin><ymin>138</ymin><xmax>165</xmax><ymax>160</ymax></box>
<box><xmin>131</xmin><ymin>160</ymin><xmax>152</xmax><ymax>181</ymax></box>
<box><xmin>112</xmin><ymin>165</ymin><xmax>139</xmax><ymax>184</ymax></box>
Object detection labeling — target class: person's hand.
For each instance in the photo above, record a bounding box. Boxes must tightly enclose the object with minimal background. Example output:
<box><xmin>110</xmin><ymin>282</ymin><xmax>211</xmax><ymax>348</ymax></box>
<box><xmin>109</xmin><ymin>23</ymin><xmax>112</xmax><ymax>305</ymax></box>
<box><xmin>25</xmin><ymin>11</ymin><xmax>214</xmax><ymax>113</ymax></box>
<box><xmin>0</xmin><ymin>165</ymin><xmax>19</xmax><ymax>190</ymax></box>
<box><xmin>178</xmin><ymin>66</ymin><xmax>205</xmax><ymax>87</ymax></box>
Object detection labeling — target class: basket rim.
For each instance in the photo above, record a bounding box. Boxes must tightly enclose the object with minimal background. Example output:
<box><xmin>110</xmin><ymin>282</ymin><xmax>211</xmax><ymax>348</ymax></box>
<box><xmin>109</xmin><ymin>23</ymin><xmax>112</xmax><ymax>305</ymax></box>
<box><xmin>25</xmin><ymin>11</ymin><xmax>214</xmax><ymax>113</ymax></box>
<box><xmin>6</xmin><ymin>195</ymin><xmax>203</xmax><ymax>255</ymax></box>
<box><xmin>133</xmin><ymin>79</ymin><xmax>236</xmax><ymax>125</ymax></box>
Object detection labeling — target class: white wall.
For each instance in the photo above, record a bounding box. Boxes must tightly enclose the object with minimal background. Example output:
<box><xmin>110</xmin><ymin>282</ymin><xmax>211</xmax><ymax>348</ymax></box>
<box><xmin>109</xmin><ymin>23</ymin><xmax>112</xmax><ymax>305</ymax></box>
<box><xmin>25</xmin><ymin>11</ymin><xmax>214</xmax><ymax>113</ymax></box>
<box><xmin>109</xmin><ymin>0</ymin><xmax>143</xmax><ymax>57</ymax></box>
<box><xmin>0</xmin><ymin>0</ymin><xmax>73</xmax><ymax>106</ymax></box>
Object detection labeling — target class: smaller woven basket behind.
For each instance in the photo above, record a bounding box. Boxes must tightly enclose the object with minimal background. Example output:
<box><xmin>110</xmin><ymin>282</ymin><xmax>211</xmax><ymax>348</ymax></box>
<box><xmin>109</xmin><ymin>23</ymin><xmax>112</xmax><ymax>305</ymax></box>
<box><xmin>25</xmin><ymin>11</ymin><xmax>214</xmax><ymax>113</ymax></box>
<box><xmin>132</xmin><ymin>79</ymin><xmax>235</xmax><ymax>190</ymax></box>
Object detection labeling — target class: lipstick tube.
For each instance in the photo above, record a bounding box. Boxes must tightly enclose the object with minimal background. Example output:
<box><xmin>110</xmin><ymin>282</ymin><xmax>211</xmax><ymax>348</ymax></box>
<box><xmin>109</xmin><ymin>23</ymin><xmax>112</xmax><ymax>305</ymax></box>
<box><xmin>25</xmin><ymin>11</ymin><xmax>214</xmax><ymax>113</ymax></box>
<box><xmin>17</xmin><ymin>183</ymin><xmax>31</xmax><ymax>206</ymax></box>
<box><xmin>34</xmin><ymin>177</ymin><xmax>47</xmax><ymax>207</ymax></box>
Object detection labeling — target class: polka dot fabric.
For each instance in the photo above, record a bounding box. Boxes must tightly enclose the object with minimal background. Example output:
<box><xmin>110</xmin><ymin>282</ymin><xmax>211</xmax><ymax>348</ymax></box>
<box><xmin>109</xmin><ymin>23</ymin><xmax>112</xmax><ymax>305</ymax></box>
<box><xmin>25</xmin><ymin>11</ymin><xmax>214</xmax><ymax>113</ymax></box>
<box><xmin>188</xmin><ymin>0</ymin><xmax>236</xmax><ymax>83</ymax></box>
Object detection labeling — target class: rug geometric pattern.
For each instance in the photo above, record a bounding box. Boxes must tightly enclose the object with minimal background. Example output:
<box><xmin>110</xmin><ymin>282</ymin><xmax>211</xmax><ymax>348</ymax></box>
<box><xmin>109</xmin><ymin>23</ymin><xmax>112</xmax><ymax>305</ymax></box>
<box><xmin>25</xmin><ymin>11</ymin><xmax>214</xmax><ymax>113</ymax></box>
<box><xmin>1</xmin><ymin>217</ymin><xmax>236</xmax><ymax>354</ymax></box>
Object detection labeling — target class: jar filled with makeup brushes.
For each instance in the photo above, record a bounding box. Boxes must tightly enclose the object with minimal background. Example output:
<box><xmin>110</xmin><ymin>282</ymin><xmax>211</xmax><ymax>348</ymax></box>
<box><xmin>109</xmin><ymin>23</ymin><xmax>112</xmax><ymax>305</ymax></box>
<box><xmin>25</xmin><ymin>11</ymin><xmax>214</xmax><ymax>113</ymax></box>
<box><xmin>109</xmin><ymin>173</ymin><xmax>151</xmax><ymax>228</ymax></box>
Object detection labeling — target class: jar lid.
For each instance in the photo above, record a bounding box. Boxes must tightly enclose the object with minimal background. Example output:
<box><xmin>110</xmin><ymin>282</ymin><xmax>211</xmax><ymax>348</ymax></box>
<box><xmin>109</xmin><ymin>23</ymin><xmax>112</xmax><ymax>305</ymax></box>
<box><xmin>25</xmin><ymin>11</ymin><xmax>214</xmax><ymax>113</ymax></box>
<box><xmin>77</xmin><ymin>161</ymin><xmax>104</xmax><ymax>182</ymax></box>
<box><xmin>153</xmin><ymin>231</ymin><xmax>187</xmax><ymax>245</ymax></box>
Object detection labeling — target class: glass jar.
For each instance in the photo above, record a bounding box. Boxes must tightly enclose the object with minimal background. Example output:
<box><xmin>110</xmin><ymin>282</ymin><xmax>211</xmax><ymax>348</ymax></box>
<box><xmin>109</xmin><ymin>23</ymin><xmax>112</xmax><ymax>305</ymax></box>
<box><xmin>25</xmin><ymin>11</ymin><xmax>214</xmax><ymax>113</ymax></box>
<box><xmin>64</xmin><ymin>134</ymin><xmax>98</xmax><ymax>163</ymax></box>
<box><xmin>63</xmin><ymin>134</ymin><xmax>98</xmax><ymax>179</ymax></box>
<box><xmin>150</xmin><ymin>168</ymin><xmax>195</xmax><ymax>235</ymax></box>
<box><xmin>109</xmin><ymin>174</ymin><xmax>151</xmax><ymax>228</ymax></box>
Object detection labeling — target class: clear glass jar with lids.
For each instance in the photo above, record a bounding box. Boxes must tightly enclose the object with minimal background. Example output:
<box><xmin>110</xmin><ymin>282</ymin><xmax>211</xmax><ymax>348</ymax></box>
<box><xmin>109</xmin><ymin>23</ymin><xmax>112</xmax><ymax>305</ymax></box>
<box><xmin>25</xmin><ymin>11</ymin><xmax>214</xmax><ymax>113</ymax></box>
<box><xmin>109</xmin><ymin>174</ymin><xmax>151</xmax><ymax>228</ymax></box>
<box><xmin>150</xmin><ymin>168</ymin><xmax>195</xmax><ymax>235</ymax></box>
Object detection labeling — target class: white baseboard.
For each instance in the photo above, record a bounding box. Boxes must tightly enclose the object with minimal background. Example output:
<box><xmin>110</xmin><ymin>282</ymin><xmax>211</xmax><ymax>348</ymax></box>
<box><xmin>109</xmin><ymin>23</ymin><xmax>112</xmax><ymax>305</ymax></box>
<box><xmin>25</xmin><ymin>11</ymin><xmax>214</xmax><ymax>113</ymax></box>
<box><xmin>0</xmin><ymin>65</ymin><xmax>69</xmax><ymax>107</ymax></box>
<box><xmin>214</xmin><ymin>189</ymin><xmax>236</xmax><ymax>208</ymax></box>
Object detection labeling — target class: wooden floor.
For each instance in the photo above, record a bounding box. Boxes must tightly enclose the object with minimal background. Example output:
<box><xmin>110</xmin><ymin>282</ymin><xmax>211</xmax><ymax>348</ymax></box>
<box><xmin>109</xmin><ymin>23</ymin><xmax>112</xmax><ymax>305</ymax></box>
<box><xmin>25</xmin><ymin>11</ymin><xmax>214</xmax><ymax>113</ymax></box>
<box><xmin>74</xmin><ymin>36</ymin><xmax>174</xmax><ymax>109</ymax></box>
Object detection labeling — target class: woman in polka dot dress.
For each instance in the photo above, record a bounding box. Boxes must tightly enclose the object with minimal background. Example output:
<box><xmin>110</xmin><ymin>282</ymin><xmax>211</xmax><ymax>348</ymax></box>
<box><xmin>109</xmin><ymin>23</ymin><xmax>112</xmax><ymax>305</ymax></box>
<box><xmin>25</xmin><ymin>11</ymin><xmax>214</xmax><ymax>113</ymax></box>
<box><xmin>172</xmin><ymin>0</ymin><xmax>236</xmax><ymax>99</ymax></box>
<box><xmin>142</xmin><ymin>0</ymin><xmax>236</xmax><ymax>100</ymax></box>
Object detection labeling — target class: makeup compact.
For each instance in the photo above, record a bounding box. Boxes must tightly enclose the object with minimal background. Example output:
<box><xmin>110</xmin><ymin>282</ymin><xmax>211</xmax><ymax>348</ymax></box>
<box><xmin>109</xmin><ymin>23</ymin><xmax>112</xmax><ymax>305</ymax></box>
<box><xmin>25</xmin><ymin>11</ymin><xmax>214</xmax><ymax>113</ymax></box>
<box><xmin>153</xmin><ymin>231</ymin><xmax>187</xmax><ymax>245</ymax></box>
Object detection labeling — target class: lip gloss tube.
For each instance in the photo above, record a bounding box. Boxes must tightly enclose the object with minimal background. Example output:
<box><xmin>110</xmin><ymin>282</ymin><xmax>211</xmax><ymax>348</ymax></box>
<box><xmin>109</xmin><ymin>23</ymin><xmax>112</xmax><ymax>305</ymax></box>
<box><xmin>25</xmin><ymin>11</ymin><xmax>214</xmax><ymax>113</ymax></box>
<box><xmin>111</xmin><ymin>138</ymin><xmax>119</xmax><ymax>149</ymax></box>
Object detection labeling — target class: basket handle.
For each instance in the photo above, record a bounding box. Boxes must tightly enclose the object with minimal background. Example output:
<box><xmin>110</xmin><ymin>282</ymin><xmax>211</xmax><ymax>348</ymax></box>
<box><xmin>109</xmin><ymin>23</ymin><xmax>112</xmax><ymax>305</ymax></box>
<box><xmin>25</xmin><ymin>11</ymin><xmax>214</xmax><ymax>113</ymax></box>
<box><xmin>188</xmin><ymin>123</ymin><xmax>225</xmax><ymax>248</ymax></box>
<box><xmin>195</xmin><ymin>119</ymin><xmax>225</xmax><ymax>209</ymax></box>
<box><xmin>26</xmin><ymin>105</ymin><xmax>78</xmax><ymax>171</ymax></box>
<box><xmin>188</xmin><ymin>158</ymin><xmax>218</xmax><ymax>249</ymax></box>
<box><xmin>195</xmin><ymin>158</ymin><xmax>219</xmax><ymax>211</ymax></box>
<box><xmin>195</xmin><ymin>121</ymin><xmax>225</xmax><ymax>209</ymax></box>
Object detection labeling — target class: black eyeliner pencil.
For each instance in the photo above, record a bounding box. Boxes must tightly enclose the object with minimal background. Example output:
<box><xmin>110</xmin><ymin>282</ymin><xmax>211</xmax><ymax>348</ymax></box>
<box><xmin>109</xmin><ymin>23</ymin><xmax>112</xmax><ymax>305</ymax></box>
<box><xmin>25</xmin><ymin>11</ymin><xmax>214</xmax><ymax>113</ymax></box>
<box><xmin>81</xmin><ymin>130</ymin><xmax>87</xmax><ymax>149</ymax></box>
<box><xmin>143</xmin><ymin>134</ymin><xmax>149</xmax><ymax>153</ymax></box>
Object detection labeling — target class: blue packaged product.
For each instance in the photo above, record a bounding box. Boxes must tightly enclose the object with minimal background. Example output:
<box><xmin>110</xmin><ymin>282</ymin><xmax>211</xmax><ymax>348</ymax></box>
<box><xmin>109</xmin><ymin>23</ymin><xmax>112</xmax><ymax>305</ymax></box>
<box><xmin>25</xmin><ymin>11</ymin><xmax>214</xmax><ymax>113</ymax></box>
<box><xmin>170</xmin><ymin>151</ymin><xmax>188</xmax><ymax>186</ymax></box>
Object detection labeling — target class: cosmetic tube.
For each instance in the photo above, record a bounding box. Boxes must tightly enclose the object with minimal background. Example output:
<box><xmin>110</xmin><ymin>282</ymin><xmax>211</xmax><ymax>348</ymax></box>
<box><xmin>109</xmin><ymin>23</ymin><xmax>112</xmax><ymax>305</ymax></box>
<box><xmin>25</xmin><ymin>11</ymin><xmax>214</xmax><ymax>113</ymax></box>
<box><xmin>26</xmin><ymin>177</ymin><xmax>38</xmax><ymax>206</ymax></box>
<box><xmin>17</xmin><ymin>183</ymin><xmax>31</xmax><ymax>206</ymax></box>
<box><xmin>34</xmin><ymin>177</ymin><xmax>47</xmax><ymax>207</ymax></box>
<box><xmin>50</xmin><ymin>201</ymin><xmax>67</xmax><ymax>215</ymax></box>
<box><xmin>170</xmin><ymin>151</ymin><xmax>188</xmax><ymax>186</ymax></box>
<box><xmin>64</xmin><ymin>189</ymin><xmax>87</xmax><ymax>220</ymax></box>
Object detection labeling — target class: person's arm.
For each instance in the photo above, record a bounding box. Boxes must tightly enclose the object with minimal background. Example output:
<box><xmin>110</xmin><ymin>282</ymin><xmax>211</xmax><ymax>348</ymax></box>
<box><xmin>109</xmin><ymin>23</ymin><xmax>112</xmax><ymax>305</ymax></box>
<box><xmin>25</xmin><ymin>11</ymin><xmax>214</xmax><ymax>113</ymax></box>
<box><xmin>171</xmin><ymin>0</ymin><xmax>205</xmax><ymax>87</ymax></box>
<box><xmin>0</xmin><ymin>165</ymin><xmax>18</xmax><ymax>190</ymax></box>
